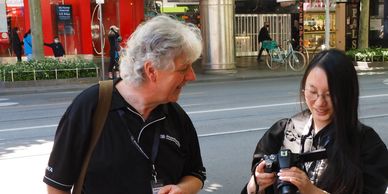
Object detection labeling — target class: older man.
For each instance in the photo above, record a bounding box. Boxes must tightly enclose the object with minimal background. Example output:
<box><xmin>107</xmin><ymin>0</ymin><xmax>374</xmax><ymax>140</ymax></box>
<box><xmin>44</xmin><ymin>15</ymin><xmax>206</xmax><ymax>194</ymax></box>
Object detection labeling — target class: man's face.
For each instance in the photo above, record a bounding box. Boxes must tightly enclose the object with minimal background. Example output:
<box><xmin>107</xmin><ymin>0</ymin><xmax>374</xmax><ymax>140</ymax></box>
<box><xmin>265</xmin><ymin>22</ymin><xmax>269</xmax><ymax>28</ymax></box>
<box><xmin>154</xmin><ymin>54</ymin><xmax>196</xmax><ymax>103</ymax></box>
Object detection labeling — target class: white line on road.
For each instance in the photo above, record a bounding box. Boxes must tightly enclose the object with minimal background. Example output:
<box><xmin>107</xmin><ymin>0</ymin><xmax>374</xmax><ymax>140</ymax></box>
<box><xmin>0</xmin><ymin>124</ymin><xmax>58</xmax><ymax>132</ymax></box>
<box><xmin>360</xmin><ymin>94</ymin><xmax>388</xmax><ymax>98</ymax></box>
<box><xmin>0</xmin><ymin>102</ymin><xmax>19</xmax><ymax>107</ymax></box>
<box><xmin>0</xmin><ymin>98</ymin><xmax>9</xmax><ymax>101</ymax></box>
<box><xmin>1</xmin><ymin>93</ymin><xmax>388</xmax><ymax>133</ymax></box>
<box><xmin>187</xmin><ymin>102</ymin><xmax>300</xmax><ymax>114</ymax></box>
<box><xmin>2</xmin><ymin>112</ymin><xmax>388</xmax><ymax>135</ymax></box>
<box><xmin>198</xmin><ymin>127</ymin><xmax>268</xmax><ymax>137</ymax></box>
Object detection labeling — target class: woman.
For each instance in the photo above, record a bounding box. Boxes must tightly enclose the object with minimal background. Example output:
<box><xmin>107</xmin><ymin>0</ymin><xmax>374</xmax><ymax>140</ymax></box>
<box><xmin>23</xmin><ymin>29</ymin><xmax>32</xmax><ymax>61</ymax></box>
<box><xmin>10</xmin><ymin>27</ymin><xmax>23</xmax><ymax>62</ymax></box>
<box><xmin>243</xmin><ymin>49</ymin><xmax>388</xmax><ymax>194</ymax></box>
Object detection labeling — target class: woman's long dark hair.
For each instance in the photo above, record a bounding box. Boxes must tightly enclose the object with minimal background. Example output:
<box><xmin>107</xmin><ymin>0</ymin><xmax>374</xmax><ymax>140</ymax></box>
<box><xmin>299</xmin><ymin>49</ymin><xmax>362</xmax><ymax>194</ymax></box>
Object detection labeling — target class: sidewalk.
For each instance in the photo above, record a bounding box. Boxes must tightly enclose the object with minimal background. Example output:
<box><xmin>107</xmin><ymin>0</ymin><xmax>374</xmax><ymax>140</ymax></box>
<box><xmin>1</xmin><ymin>57</ymin><xmax>387</xmax><ymax>95</ymax></box>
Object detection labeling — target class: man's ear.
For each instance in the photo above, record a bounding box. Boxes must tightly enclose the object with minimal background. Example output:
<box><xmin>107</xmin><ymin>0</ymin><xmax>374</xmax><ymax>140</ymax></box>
<box><xmin>144</xmin><ymin>61</ymin><xmax>157</xmax><ymax>82</ymax></box>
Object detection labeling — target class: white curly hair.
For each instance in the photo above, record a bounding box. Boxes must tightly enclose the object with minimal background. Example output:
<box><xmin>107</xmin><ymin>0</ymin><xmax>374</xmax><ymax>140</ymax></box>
<box><xmin>119</xmin><ymin>15</ymin><xmax>202</xmax><ymax>85</ymax></box>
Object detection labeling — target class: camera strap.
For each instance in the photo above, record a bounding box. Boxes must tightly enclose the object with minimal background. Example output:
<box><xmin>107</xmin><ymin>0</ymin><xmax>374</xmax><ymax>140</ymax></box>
<box><xmin>300</xmin><ymin>149</ymin><xmax>327</xmax><ymax>162</ymax></box>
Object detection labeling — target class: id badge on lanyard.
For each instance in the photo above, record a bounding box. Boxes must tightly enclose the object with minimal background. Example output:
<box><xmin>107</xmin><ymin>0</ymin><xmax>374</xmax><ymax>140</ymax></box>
<box><xmin>151</xmin><ymin>179</ymin><xmax>164</xmax><ymax>194</ymax></box>
<box><xmin>118</xmin><ymin>109</ymin><xmax>166</xmax><ymax>193</ymax></box>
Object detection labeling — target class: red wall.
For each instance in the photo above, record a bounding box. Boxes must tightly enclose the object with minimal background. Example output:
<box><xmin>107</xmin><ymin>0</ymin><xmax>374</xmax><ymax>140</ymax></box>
<box><xmin>21</xmin><ymin>0</ymin><xmax>143</xmax><ymax>56</ymax></box>
<box><xmin>119</xmin><ymin>0</ymin><xmax>144</xmax><ymax>43</ymax></box>
<box><xmin>77</xmin><ymin>0</ymin><xmax>93</xmax><ymax>55</ymax></box>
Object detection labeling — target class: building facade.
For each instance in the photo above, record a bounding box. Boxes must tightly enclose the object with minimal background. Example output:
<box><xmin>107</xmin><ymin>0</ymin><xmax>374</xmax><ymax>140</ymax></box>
<box><xmin>0</xmin><ymin>0</ymin><xmax>144</xmax><ymax>59</ymax></box>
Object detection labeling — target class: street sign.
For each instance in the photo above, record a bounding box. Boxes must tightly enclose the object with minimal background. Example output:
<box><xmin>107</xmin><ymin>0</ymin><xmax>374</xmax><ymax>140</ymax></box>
<box><xmin>96</xmin><ymin>0</ymin><xmax>104</xmax><ymax>4</ymax></box>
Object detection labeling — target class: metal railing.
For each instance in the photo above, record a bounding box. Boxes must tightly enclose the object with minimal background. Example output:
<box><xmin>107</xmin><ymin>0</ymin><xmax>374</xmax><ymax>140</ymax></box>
<box><xmin>1</xmin><ymin>67</ymin><xmax>100</xmax><ymax>82</ymax></box>
<box><xmin>235</xmin><ymin>14</ymin><xmax>292</xmax><ymax>57</ymax></box>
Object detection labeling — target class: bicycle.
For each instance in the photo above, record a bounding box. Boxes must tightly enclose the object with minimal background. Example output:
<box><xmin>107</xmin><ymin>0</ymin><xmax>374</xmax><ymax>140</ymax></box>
<box><xmin>263</xmin><ymin>40</ymin><xmax>306</xmax><ymax>71</ymax></box>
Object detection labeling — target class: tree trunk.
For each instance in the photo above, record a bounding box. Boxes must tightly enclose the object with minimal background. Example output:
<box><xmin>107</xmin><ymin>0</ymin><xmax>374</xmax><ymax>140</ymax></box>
<box><xmin>29</xmin><ymin>0</ymin><xmax>44</xmax><ymax>60</ymax></box>
<box><xmin>358</xmin><ymin>0</ymin><xmax>369</xmax><ymax>49</ymax></box>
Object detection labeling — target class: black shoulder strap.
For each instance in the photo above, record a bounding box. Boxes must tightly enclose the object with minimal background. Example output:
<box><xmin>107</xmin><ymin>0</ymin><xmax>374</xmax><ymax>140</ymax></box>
<box><xmin>72</xmin><ymin>80</ymin><xmax>113</xmax><ymax>194</ymax></box>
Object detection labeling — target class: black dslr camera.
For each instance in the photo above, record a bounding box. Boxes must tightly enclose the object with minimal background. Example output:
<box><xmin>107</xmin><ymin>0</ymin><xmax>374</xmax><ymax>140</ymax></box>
<box><xmin>263</xmin><ymin>149</ymin><xmax>327</xmax><ymax>194</ymax></box>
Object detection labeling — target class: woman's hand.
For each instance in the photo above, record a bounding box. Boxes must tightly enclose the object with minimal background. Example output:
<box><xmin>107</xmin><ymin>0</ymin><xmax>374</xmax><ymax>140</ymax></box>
<box><xmin>247</xmin><ymin>160</ymin><xmax>276</xmax><ymax>193</ymax></box>
<box><xmin>277</xmin><ymin>167</ymin><xmax>325</xmax><ymax>194</ymax></box>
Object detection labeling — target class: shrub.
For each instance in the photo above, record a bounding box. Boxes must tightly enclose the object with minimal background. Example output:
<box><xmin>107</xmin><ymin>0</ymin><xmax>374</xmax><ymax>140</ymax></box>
<box><xmin>346</xmin><ymin>48</ymin><xmax>388</xmax><ymax>62</ymax></box>
<box><xmin>0</xmin><ymin>58</ymin><xmax>98</xmax><ymax>82</ymax></box>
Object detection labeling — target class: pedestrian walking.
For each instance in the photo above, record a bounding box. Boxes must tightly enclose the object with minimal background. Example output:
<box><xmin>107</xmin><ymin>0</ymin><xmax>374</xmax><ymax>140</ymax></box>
<box><xmin>43</xmin><ymin>15</ymin><xmax>206</xmax><ymax>194</ymax></box>
<box><xmin>291</xmin><ymin>19</ymin><xmax>300</xmax><ymax>50</ymax></box>
<box><xmin>242</xmin><ymin>49</ymin><xmax>388</xmax><ymax>194</ymax></box>
<box><xmin>23</xmin><ymin>30</ymin><xmax>32</xmax><ymax>61</ymax></box>
<box><xmin>108</xmin><ymin>25</ymin><xmax>121</xmax><ymax>79</ymax></box>
<box><xmin>10</xmin><ymin>27</ymin><xmax>23</xmax><ymax>62</ymax></box>
<box><xmin>257</xmin><ymin>21</ymin><xmax>272</xmax><ymax>62</ymax></box>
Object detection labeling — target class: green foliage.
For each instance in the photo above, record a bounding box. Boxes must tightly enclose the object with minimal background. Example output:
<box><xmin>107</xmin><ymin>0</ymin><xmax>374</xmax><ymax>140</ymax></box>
<box><xmin>345</xmin><ymin>48</ymin><xmax>388</xmax><ymax>62</ymax></box>
<box><xmin>0</xmin><ymin>58</ymin><xmax>98</xmax><ymax>82</ymax></box>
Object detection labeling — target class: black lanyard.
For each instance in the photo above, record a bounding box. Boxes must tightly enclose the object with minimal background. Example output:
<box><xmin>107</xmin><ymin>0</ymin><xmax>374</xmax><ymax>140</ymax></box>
<box><xmin>118</xmin><ymin>109</ymin><xmax>161</xmax><ymax>181</ymax></box>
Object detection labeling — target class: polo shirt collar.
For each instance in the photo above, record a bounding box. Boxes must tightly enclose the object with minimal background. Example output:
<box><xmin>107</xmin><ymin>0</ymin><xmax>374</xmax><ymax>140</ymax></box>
<box><xmin>110</xmin><ymin>79</ymin><xmax>168</xmax><ymax>121</ymax></box>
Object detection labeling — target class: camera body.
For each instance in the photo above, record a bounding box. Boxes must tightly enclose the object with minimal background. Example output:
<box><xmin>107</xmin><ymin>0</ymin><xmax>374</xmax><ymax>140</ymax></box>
<box><xmin>264</xmin><ymin>149</ymin><xmax>300</xmax><ymax>194</ymax></box>
<box><xmin>263</xmin><ymin>149</ymin><xmax>327</xmax><ymax>194</ymax></box>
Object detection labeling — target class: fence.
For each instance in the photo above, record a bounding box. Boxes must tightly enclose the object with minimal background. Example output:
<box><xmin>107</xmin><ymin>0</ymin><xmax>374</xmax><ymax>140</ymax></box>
<box><xmin>235</xmin><ymin>14</ymin><xmax>292</xmax><ymax>57</ymax></box>
<box><xmin>1</xmin><ymin>67</ymin><xmax>100</xmax><ymax>82</ymax></box>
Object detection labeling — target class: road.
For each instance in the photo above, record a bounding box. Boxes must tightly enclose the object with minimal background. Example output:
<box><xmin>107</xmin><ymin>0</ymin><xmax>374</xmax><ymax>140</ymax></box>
<box><xmin>1</xmin><ymin>74</ymin><xmax>388</xmax><ymax>194</ymax></box>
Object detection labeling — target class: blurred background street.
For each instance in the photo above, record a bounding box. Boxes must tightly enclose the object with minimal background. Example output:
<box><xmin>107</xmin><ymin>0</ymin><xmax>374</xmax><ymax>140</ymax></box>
<box><xmin>1</xmin><ymin>65</ymin><xmax>388</xmax><ymax>193</ymax></box>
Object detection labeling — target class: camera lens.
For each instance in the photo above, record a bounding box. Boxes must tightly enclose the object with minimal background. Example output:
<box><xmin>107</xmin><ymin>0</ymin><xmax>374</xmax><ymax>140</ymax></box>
<box><xmin>278</xmin><ymin>182</ymin><xmax>297</xmax><ymax>194</ymax></box>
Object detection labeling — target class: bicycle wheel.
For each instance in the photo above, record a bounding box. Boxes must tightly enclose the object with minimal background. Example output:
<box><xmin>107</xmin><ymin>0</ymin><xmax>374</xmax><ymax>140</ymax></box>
<box><xmin>299</xmin><ymin>46</ymin><xmax>310</xmax><ymax>62</ymax></box>
<box><xmin>265</xmin><ymin>49</ymin><xmax>282</xmax><ymax>70</ymax></box>
<box><xmin>289</xmin><ymin>51</ymin><xmax>306</xmax><ymax>71</ymax></box>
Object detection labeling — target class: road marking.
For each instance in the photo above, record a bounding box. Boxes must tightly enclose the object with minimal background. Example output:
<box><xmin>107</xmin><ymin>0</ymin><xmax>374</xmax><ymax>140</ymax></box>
<box><xmin>203</xmin><ymin>183</ymin><xmax>223</xmax><ymax>192</ymax></box>
<box><xmin>187</xmin><ymin>93</ymin><xmax>388</xmax><ymax>115</ymax></box>
<box><xmin>198</xmin><ymin>113</ymin><xmax>388</xmax><ymax>137</ymax></box>
<box><xmin>3</xmin><ymin>112</ymin><xmax>388</xmax><ymax>134</ymax></box>
<box><xmin>0</xmin><ymin>124</ymin><xmax>58</xmax><ymax>132</ymax></box>
<box><xmin>384</xmin><ymin>79</ymin><xmax>388</xmax><ymax>85</ymax></box>
<box><xmin>360</xmin><ymin>94</ymin><xmax>388</xmax><ymax>98</ymax></box>
<box><xmin>199</xmin><ymin>127</ymin><xmax>268</xmax><ymax>137</ymax></box>
<box><xmin>188</xmin><ymin>102</ymin><xmax>300</xmax><ymax>114</ymax></box>
<box><xmin>0</xmin><ymin>98</ymin><xmax>19</xmax><ymax>107</ymax></box>
<box><xmin>1</xmin><ymin>94</ymin><xmax>388</xmax><ymax>133</ymax></box>
<box><xmin>0</xmin><ymin>102</ymin><xmax>19</xmax><ymax>107</ymax></box>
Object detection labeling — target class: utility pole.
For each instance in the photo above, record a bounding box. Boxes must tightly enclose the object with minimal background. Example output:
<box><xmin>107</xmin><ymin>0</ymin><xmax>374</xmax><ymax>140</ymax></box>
<box><xmin>28</xmin><ymin>0</ymin><xmax>44</xmax><ymax>60</ymax></box>
<box><xmin>324</xmin><ymin>0</ymin><xmax>330</xmax><ymax>48</ymax></box>
<box><xmin>96</xmin><ymin>0</ymin><xmax>105</xmax><ymax>80</ymax></box>
<box><xmin>358</xmin><ymin>0</ymin><xmax>369</xmax><ymax>48</ymax></box>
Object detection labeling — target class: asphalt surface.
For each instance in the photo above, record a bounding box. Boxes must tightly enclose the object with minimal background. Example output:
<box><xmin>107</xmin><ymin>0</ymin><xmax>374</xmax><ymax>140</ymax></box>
<box><xmin>1</xmin><ymin>57</ymin><xmax>387</xmax><ymax>95</ymax></box>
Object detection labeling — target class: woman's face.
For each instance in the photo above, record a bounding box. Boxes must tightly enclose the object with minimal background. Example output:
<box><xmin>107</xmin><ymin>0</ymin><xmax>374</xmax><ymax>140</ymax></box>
<box><xmin>304</xmin><ymin>67</ymin><xmax>334</xmax><ymax>130</ymax></box>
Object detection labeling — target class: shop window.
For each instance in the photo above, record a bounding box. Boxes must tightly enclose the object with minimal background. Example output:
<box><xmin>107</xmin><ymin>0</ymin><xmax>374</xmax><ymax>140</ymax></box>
<box><xmin>0</xmin><ymin>1</ymin><xmax>25</xmax><ymax>57</ymax></box>
<box><xmin>91</xmin><ymin>0</ymin><xmax>120</xmax><ymax>56</ymax></box>
<box><xmin>49</xmin><ymin>1</ymin><xmax>80</xmax><ymax>56</ymax></box>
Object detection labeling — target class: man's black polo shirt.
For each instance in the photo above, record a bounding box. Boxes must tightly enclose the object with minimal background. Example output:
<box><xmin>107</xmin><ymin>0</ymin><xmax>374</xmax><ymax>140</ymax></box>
<box><xmin>43</xmin><ymin>80</ymin><xmax>206</xmax><ymax>193</ymax></box>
